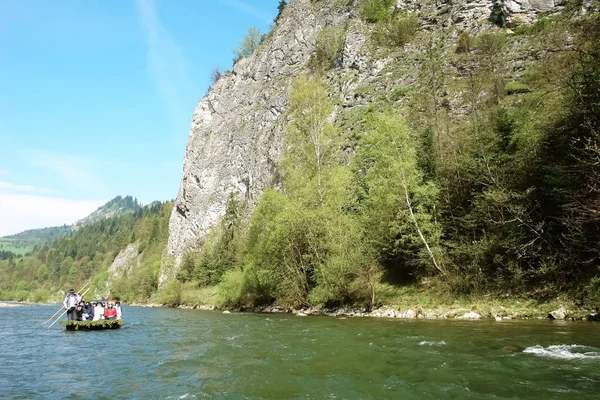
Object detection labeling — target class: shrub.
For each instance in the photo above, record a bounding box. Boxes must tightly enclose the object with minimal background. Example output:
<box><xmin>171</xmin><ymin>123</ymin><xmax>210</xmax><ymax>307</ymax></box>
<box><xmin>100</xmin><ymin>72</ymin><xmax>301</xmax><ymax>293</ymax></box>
<box><xmin>31</xmin><ymin>289</ymin><xmax>51</xmax><ymax>303</ymax></box>
<box><xmin>209</xmin><ymin>68</ymin><xmax>223</xmax><ymax>87</ymax></box>
<box><xmin>477</xmin><ymin>32</ymin><xmax>506</xmax><ymax>56</ymax></box>
<box><xmin>390</xmin><ymin>86</ymin><xmax>413</xmax><ymax>101</ymax></box>
<box><xmin>386</xmin><ymin>12</ymin><xmax>419</xmax><ymax>47</ymax></box>
<box><xmin>180</xmin><ymin>282</ymin><xmax>217</xmax><ymax>305</ymax></box>
<box><xmin>189</xmin><ymin>193</ymin><xmax>244</xmax><ymax>287</ymax></box>
<box><xmin>12</xmin><ymin>290</ymin><xmax>29</xmax><ymax>302</ymax></box>
<box><xmin>489</xmin><ymin>3</ymin><xmax>507</xmax><ymax>27</ymax></box>
<box><xmin>360</xmin><ymin>0</ymin><xmax>394</xmax><ymax>23</ymax></box>
<box><xmin>372</xmin><ymin>11</ymin><xmax>419</xmax><ymax>48</ymax></box>
<box><xmin>308</xmin><ymin>25</ymin><xmax>346</xmax><ymax>73</ymax></box>
<box><xmin>350</xmin><ymin>263</ymin><xmax>383</xmax><ymax>310</ymax></box>
<box><xmin>216</xmin><ymin>269</ymin><xmax>245</xmax><ymax>307</ymax></box>
<box><xmin>456</xmin><ymin>31</ymin><xmax>474</xmax><ymax>54</ymax></box>
<box><xmin>155</xmin><ymin>280</ymin><xmax>181</xmax><ymax>306</ymax></box>
<box><xmin>232</xmin><ymin>26</ymin><xmax>262</xmax><ymax>62</ymax></box>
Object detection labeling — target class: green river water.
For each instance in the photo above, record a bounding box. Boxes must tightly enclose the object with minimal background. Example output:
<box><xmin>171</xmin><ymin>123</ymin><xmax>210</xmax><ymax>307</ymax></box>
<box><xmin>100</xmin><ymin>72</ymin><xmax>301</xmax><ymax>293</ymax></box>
<box><xmin>1</xmin><ymin>304</ymin><xmax>599</xmax><ymax>399</ymax></box>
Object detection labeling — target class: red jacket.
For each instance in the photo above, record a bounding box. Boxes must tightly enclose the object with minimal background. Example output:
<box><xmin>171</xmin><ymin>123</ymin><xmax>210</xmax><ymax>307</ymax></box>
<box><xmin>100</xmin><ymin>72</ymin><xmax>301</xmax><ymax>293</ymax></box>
<box><xmin>104</xmin><ymin>307</ymin><xmax>117</xmax><ymax>319</ymax></box>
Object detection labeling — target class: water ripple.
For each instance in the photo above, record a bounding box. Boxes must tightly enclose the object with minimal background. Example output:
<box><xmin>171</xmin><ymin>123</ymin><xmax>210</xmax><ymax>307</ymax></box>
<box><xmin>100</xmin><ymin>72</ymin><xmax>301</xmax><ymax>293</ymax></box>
<box><xmin>1</xmin><ymin>306</ymin><xmax>600</xmax><ymax>399</ymax></box>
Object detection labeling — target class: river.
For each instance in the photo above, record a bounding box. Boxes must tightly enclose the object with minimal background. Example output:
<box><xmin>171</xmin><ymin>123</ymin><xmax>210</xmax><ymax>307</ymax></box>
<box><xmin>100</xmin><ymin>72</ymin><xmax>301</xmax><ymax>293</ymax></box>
<box><xmin>1</xmin><ymin>304</ymin><xmax>599</xmax><ymax>399</ymax></box>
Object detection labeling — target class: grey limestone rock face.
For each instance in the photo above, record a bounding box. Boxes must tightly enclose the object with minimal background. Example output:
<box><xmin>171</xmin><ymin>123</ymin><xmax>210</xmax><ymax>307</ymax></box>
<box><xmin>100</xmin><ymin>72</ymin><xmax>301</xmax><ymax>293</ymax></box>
<box><xmin>103</xmin><ymin>242</ymin><xmax>141</xmax><ymax>296</ymax></box>
<box><xmin>503</xmin><ymin>0</ymin><xmax>560</xmax><ymax>14</ymax></box>
<box><xmin>397</xmin><ymin>0</ymin><xmax>562</xmax><ymax>30</ymax></box>
<box><xmin>161</xmin><ymin>0</ymin><xmax>351</xmax><ymax>286</ymax></box>
<box><xmin>161</xmin><ymin>0</ymin><xmax>563</xmax><ymax>285</ymax></box>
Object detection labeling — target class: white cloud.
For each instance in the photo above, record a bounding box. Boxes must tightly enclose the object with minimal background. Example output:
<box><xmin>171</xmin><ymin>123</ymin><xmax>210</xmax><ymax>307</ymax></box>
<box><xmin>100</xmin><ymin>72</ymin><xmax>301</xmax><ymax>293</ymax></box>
<box><xmin>0</xmin><ymin>181</ymin><xmax>38</xmax><ymax>192</ymax></box>
<box><xmin>222</xmin><ymin>0</ymin><xmax>273</xmax><ymax>25</ymax></box>
<box><xmin>135</xmin><ymin>0</ymin><xmax>192</xmax><ymax>126</ymax></box>
<box><xmin>0</xmin><ymin>170</ymin><xmax>7</xmax><ymax>176</ymax></box>
<box><xmin>0</xmin><ymin>194</ymin><xmax>105</xmax><ymax>237</ymax></box>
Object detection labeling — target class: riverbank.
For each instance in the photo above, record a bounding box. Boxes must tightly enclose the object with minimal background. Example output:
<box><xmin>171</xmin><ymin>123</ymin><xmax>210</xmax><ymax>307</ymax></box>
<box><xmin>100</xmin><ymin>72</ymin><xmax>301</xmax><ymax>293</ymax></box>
<box><xmin>0</xmin><ymin>301</ymin><xmax>29</xmax><ymax>307</ymax></box>
<box><xmin>0</xmin><ymin>300</ymin><xmax>49</xmax><ymax>307</ymax></box>
<box><xmin>131</xmin><ymin>288</ymin><xmax>600</xmax><ymax>322</ymax></box>
<box><xmin>5</xmin><ymin>298</ymin><xmax>599</xmax><ymax>321</ymax></box>
<box><xmin>4</xmin><ymin>286</ymin><xmax>599</xmax><ymax>321</ymax></box>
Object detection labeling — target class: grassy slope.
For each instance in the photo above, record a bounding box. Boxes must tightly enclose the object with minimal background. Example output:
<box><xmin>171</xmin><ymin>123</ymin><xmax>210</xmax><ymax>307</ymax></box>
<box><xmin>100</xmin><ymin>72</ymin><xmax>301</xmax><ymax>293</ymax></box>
<box><xmin>0</xmin><ymin>238</ymin><xmax>36</xmax><ymax>255</ymax></box>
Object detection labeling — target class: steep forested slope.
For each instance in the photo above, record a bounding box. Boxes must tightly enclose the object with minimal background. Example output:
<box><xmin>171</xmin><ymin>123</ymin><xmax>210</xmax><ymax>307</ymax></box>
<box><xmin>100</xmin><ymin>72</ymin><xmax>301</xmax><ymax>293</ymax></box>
<box><xmin>165</xmin><ymin>0</ymin><xmax>600</xmax><ymax>310</ymax></box>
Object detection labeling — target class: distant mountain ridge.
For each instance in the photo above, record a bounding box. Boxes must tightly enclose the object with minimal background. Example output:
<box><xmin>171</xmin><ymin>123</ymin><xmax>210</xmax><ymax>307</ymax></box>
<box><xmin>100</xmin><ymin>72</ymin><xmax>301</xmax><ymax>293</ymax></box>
<box><xmin>3</xmin><ymin>225</ymin><xmax>72</xmax><ymax>241</ymax></box>
<box><xmin>73</xmin><ymin>195</ymin><xmax>142</xmax><ymax>228</ymax></box>
<box><xmin>3</xmin><ymin>196</ymin><xmax>143</xmax><ymax>243</ymax></box>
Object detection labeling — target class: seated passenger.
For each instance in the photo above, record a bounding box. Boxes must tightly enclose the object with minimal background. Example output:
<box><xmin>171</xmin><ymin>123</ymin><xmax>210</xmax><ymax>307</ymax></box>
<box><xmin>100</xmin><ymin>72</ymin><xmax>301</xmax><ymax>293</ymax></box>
<box><xmin>93</xmin><ymin>301</ymin><xmax>105</xmax><ymax>321</ymax></box>
<box><xmin>115</xmin><ymin>301</ymin><xmax>122</xmax><ymax>320</ymax></box>
<box><xmin>104</xmin><ymin>302</ymin><xmax>117</xmax><ymax>320</ymax></box>
<box><xmin>82</xmin><ymin>302</ymin><xmax>94</xmax><ymax>321</ymax></box>
<box><xmin>75</xmin><ymin>301</ymin><xmax>84</xmax><ymax>321</ymax></box>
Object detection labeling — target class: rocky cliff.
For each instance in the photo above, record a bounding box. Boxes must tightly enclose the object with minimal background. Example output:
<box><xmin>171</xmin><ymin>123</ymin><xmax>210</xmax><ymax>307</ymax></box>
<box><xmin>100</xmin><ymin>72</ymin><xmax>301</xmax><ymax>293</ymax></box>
<box><xmin>161</xmin><ymin>0</ymin><xmax>563</xmax><ymax>285</ymax></box>
<box><xmin>103</xmin><ymin>242</ymin><xmax>142</xmax><ymax>297</ymax></box>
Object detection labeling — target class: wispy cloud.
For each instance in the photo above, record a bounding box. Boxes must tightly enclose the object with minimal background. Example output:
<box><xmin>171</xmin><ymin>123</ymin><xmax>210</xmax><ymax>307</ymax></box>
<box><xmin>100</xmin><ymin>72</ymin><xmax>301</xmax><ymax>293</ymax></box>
<box><xmin>135</xmin><ymin>0</ymin><xmax>192</xmax><ymax>127</ymax></box>
<box><xmin>0</xmin><ymin>169</ymin><xmax>8</xmax><ymax>176</ymax></box>
<box><xmin>0</xmin><ymin>181</ymin><xmax>39</xmax><ymax>192</ymax></box>
<box><xmin>0</xmin><ymin>194</ymin><xmax>104</xmax><ymax>236</ymax></box>
<box><xmin>222</xmin><ymin>0</ymin><xmax>273</xmax><ymax>25</ymax></box>
<box><xmin>23</xmin><ymin>149</ymin><xmax>108</xmax><ymax>196</ymax></box>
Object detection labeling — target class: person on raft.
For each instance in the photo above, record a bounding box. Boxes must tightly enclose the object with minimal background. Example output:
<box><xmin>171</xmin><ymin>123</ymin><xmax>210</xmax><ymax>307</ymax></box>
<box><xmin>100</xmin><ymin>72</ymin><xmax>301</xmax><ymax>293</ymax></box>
<box><xmin>82</xmin><ymin>302</ymin><xmax>94</xmax><ymax>321</ymax></box>
<box><xmin>104</xmin><ymin>301</ymin><xmax>118</xmax><ymax>320</ymax></box>
<box><xmin>115</xmin><ymin>301</ymin><xmax>122</xmax><ymax>320</ymax></box>
<box><xmin>63</xmin><ymin>289</ymin><xmax>81</xmax><ymax>321</ymax></box>
<box><xmin>75</xmin><ymin>301</ymin><xmax>84</xmax><ymax>320</ymax></box>
<box><xmin>93</xmin><ymin>301</ymin><xmax>104</xmax><ymax>321</ymax></box>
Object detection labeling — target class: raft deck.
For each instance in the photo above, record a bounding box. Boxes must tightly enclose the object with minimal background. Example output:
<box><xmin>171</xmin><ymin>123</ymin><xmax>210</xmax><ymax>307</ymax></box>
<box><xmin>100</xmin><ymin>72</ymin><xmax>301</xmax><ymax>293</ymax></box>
<box><xmin>61</xmin><ymin>320</ymin><xmax>123</xmax><ymax>331</ymax></box>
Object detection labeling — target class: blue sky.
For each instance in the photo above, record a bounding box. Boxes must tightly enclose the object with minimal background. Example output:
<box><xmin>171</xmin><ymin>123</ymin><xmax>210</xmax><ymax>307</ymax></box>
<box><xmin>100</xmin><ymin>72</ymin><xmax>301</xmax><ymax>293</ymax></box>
<box><xmin>0</xmin><ymin>0</ymin><xmax>280</xmax><ymax>235</ymax></box>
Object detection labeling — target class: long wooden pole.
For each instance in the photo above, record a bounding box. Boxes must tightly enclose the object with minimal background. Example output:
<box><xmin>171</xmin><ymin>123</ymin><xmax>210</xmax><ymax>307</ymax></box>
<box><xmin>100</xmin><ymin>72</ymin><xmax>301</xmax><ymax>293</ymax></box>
<box><xmin>47</xmin><ymin>287</ymin><xmax>91</xmax><ymax>329</ymax></box>
<box><xmin>43</xmin><ymin>280</ymin><xmax>91</xmax><ymax>324</ymax></box>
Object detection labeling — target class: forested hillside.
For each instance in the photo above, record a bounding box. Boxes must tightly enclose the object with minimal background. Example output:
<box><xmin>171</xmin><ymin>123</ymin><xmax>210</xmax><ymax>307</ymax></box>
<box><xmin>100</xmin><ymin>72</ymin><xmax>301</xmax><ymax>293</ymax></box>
<box><xmin>0</xmin><ymin>196</ymin><xmax>143</xmax><ymax>258</ymax></box>
<box><xmin>0</xmin><ymin>201</ymin><xmax>172</xmax><ymax>302</ymax></box>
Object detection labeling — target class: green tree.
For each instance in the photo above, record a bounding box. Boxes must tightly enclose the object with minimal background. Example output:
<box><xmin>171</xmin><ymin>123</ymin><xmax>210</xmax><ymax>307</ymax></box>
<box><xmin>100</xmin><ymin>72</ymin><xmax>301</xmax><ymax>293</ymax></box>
<box><xmin>241</xmin><ymin>76</ymin><xmax>374</xmax><ymax>307</ymax></box>
<box><xmin>284</xmin><ymin>76</ymin><xmax>340</xmax><ymax>204</ymax></box>
<box><xmin>36</xmin><ymin>264</ymin><xmax>49</xmax><ymax>281</ymax></box>
<box><xmin>274</xmin><ymin>0</ymin><xmax>287</xmax><ymax>23</ymax></box>
<box><xmin>356</xmin><ymin>111</ymin><xmax>443</xmax><ymax>279</ymax></box>
<box><xmin>233</xmin><ymin>26</ymin><xmax>262</xmax><ymax>61</ymax></box>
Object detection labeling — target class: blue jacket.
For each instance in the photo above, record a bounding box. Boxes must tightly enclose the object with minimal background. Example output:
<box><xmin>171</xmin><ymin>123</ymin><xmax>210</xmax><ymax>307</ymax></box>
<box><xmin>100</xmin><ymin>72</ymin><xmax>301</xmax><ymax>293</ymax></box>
<box><xmin>83</xmin><ymin>305</ymin><xmax>94</xmax><ymax>319</ymax></box>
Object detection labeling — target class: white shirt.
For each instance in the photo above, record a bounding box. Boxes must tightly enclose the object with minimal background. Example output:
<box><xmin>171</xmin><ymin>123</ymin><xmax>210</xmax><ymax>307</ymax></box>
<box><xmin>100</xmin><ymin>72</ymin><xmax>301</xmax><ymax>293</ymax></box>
<box><xmin>93</xmin><ymin>305</ymin><xmax>105</xmax><ymax>321</ymax></box>
<box><xmin>63</xmin><ymin>294</ymin><xmax>80</xmax><ymax>309</ymax></box>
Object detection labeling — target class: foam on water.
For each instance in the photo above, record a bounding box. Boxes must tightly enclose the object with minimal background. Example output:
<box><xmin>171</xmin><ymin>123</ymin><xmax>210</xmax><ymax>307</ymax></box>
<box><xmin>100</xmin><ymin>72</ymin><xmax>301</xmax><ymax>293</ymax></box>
<box><xmin>419</xmin><ymin>340</ymin><xmax>446</xmax><ymax>346</ymax></box>
<box><xmin>523</xmin><ymin>344</ymin><xmax>600</xmax><ymax>360</ymax></box>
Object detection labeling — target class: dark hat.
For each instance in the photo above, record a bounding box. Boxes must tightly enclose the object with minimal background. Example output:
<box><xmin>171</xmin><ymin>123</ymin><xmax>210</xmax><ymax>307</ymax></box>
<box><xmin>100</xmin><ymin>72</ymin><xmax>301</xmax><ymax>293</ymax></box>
<box><xmin>69</xmin><ymin>288</ymin><xmax>75</xmax><ymax>293</ymax></box>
